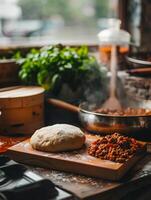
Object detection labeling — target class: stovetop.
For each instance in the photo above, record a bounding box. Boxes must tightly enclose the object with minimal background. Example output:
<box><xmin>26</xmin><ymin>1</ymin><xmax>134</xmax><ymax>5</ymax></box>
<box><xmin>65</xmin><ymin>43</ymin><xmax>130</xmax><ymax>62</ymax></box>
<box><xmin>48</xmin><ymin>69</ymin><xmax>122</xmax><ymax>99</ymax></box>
<box><xmin>0</xmin><ymin>155</ymin><xmax>73</xmax><ymax>200</ymax></box>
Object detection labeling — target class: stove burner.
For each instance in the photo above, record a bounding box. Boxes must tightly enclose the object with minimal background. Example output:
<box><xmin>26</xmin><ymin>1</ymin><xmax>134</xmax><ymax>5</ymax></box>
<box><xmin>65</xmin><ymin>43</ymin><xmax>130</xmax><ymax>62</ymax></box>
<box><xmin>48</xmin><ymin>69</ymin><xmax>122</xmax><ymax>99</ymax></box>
<box><xmin>0</xmin><ymin>170</ymin><xmax>13</xmax><ymax>189</ymax></box>
<box><xmin>0</xmin><ymin>170</ymin><xmax>5</xmax><ymax>181</ymax></box>
<box><xmin>0</xmin><ymin>156</ymin><xmax>73</xmax><ymax>200</ymax></box>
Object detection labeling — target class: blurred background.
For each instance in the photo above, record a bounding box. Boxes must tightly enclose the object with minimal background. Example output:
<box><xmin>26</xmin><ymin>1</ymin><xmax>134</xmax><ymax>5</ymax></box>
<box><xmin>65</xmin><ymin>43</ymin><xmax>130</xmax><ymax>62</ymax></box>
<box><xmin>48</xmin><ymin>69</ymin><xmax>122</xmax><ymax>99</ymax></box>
<box><xmin>0</xmin><ymin>0</ymin><xmax>118</xmax><ymax>45</ymax></box>
<box><xmin>0</xmin><ymin>0</ymin><xmax>151</xmax><ymax>102</ymax></box>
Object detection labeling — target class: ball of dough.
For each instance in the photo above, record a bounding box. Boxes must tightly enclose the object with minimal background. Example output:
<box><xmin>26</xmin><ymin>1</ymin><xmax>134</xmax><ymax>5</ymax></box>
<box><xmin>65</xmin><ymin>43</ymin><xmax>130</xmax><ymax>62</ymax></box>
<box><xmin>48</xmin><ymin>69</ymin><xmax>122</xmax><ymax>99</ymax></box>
<box><xmin>30</xmin><ymin>124</ymin><xmax>85</xmax><ymax>152</ymax></box>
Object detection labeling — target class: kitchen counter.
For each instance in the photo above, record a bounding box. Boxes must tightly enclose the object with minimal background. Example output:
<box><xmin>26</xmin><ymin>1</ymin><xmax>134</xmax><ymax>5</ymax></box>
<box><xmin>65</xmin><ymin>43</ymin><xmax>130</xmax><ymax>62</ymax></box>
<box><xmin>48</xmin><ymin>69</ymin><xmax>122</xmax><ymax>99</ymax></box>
<box><xmin>1</xmin><ymin>135</ymin><xmax>151</xmax><ymax>200</ymax></box>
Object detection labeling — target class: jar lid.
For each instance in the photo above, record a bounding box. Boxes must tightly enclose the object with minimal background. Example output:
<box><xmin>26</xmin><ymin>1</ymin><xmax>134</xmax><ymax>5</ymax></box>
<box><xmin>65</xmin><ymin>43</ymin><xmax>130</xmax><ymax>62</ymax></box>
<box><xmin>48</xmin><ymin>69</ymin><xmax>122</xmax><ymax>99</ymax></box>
<box><xmin>98</xmin><ymin>27</ymin><xmax>131</xmax><ymax>45</ymax></box>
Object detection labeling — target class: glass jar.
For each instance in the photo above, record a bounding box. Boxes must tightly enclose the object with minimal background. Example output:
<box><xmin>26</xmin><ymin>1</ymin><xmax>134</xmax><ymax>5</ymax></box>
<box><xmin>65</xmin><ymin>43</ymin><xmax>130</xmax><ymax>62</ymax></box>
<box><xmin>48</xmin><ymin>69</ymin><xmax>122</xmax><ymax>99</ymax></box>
<box><xmin>98</xmin><ymin>19</ymin><xmax>131</xmax><ymax>70</ymax></box>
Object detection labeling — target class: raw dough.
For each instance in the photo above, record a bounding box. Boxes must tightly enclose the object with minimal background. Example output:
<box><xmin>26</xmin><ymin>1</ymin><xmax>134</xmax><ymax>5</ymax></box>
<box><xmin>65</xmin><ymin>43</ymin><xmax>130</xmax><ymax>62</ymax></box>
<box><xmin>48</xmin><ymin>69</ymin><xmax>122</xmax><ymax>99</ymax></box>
<box><xmin>30</xmin><ymin>124</ymin><xmax>85</xmax><ymax>152</ymax></box>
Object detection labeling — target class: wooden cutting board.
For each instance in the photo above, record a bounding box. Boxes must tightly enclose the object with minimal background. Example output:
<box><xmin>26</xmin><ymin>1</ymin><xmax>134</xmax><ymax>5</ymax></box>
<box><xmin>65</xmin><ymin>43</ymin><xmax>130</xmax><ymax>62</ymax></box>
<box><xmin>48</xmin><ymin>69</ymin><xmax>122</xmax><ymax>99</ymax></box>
<box><xmin>7</xmin><ymin>134</ymin><xmax>146</xmax><ymax>181</ymax></box>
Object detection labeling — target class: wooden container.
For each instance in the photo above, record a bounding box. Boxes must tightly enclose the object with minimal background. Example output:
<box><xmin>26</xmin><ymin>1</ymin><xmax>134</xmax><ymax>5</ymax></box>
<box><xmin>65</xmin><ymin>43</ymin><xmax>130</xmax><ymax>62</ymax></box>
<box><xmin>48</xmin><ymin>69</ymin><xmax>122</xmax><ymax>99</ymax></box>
<box><xmin>0</xmin><ymin>86</ymin><xmax>45</xmax><ymax>135</ymax></box>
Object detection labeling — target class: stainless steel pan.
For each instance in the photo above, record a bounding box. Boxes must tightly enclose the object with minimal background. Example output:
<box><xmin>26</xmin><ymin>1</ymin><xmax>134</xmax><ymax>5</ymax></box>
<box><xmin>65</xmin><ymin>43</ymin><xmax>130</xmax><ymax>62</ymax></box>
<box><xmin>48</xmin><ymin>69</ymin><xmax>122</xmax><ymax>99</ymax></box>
<box><xmin>47</xmin><ymin>98</ymin><xmax>151</xmax><ymax>140</ymax></box>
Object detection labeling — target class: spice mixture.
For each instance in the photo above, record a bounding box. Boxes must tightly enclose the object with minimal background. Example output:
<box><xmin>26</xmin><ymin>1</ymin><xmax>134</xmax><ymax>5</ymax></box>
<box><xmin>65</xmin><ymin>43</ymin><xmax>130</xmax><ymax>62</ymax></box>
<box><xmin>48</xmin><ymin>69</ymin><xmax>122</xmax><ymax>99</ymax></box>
<box><xmin>88</xmin><ymin>133</ymin><xmax>144</xmax><ymax>163</ymax></box>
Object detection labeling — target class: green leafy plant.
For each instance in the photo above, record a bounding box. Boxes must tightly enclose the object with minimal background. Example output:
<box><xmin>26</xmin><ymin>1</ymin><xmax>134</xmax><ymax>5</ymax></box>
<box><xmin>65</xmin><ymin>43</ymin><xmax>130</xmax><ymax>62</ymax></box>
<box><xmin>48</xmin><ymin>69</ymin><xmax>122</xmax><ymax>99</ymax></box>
<box><xmin>18</xmin><ymin>44</ymin><xmax>106</xmax><ymax>98</ymax></box>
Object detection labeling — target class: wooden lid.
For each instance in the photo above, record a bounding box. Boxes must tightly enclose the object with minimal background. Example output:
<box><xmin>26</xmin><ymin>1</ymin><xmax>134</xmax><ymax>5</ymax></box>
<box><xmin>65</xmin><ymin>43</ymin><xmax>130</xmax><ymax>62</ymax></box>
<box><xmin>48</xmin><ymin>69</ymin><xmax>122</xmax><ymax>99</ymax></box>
<box><xmin>0</xmin><ymin>86</ymin><xmax>44</xmax><ymax>98</ymax></box>
<box><xmin>0</xmin><ymin>86</ymin><xmax>45</xmax><ymax>109</ymax></box>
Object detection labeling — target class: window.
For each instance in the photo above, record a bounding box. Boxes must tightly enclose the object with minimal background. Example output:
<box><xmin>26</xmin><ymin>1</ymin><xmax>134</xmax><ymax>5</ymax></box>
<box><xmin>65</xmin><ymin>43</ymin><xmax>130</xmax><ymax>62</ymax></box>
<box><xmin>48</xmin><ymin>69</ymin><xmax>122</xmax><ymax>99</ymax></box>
<box><xmin>0</xmin><ymin>0</ymin><xmax>118</xmax><ymax>45</ymax></box>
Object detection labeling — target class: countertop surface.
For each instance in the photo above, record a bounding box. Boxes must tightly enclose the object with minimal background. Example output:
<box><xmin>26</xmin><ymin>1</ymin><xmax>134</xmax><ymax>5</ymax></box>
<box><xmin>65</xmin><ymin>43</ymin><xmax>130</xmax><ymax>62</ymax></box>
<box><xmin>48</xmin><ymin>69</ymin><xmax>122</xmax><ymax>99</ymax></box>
<box><xmin>1</xmin><ymin>135</ymin><xmax>151</xmax><ymax>200</ymax></box>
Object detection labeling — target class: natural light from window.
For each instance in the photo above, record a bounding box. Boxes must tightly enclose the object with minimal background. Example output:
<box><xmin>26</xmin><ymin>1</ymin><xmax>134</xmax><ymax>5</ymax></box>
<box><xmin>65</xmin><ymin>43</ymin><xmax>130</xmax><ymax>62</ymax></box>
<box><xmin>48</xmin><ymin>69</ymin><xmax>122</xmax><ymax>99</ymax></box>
<box><xmin>0</xmin><ymin>0</ymin><xmax>118</xmax><ymax>46</ymax></box>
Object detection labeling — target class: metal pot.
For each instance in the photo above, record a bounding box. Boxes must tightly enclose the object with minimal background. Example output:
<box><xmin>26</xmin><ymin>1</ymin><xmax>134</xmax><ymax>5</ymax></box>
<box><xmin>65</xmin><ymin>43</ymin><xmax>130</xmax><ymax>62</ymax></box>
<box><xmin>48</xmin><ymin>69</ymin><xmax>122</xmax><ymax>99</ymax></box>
<box><xmin>47</xmin><ymin>98</ymin><xmax>151</xmax><ymax>140</ymax></box>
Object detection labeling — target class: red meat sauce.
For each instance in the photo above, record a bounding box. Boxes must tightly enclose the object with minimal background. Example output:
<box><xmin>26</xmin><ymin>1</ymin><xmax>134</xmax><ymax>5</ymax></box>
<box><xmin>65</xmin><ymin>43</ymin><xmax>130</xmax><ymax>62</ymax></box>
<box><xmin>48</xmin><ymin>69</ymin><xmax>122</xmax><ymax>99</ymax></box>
<box><xmin>95</xmin><ymin>108</ymin><xmax>151</xmax><ymax>116</ymax></box>
<box><xmin>88</xmin><ymin>133</ymin><xmax>144</xmax><ymax>163</ymax></box>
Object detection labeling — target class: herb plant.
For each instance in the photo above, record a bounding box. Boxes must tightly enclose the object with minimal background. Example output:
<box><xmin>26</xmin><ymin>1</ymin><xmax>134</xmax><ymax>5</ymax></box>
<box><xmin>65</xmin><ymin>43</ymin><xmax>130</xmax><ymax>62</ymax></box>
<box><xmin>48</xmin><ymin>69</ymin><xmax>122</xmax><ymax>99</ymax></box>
<box><xmin>18</xmin><ymin>45</ymin><xmax>106</xmax><ymax>98</ymax></box>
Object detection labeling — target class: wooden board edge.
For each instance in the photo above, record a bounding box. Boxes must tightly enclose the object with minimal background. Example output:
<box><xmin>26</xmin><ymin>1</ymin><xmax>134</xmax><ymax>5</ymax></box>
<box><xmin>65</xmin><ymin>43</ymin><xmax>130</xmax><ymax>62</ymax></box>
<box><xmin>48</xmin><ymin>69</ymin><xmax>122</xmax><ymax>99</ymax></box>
<box><xmin>6</xmin><ymin>138</ymin><xmax>147</xmax><ymax>181</ymax></box>
<box><xmin>7</xmin><ymin>139</ymin><xmax>122</xmax><ymax>170</ymax></box>
<box><xmin>7</xmin><ymin>148</ymin><xmax>121</xmax><ymax>181</ymax></box>
<box><xmin>117</xmin><ymin>143</ymin><xmax>147</xmax><ymax>179</ymax></box>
